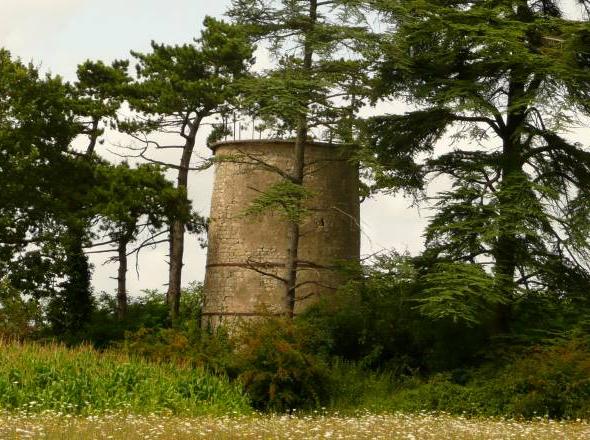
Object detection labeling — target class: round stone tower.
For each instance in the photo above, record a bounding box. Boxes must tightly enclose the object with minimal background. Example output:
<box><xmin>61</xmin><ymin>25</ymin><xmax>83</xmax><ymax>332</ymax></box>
<box><xmin>202</xmin><ymin>139</ymin><xmax>360</xmax><ymax>327</ymax></box>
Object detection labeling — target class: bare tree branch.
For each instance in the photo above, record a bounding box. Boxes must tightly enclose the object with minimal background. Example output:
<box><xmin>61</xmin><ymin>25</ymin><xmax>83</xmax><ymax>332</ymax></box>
<box><xmin>245</xmin><ymin>257</ymin><xmax>289</xmax><ymax>284</ymax></box>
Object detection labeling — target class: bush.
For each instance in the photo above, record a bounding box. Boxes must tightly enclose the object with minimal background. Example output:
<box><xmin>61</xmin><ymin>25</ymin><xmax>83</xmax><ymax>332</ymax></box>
<box><xmin>499</xmin><ymin>339</ymin><xmax>590</xmax><ymax>418</ymax></box>
<box><xmin>301</xmin><ymin>253</ymin><xmax>489</xmax><ymax>373</ymax></box>
<box><xmin>232</xmin><ymin>316</ymin><xmax>332</xmax><ymax>411</ymax></box>
<box><xmin>122</xmin><ymin>322</ymin><xmax>234</xmax><ymax>375</ymax></box>
<box><xmin>82</xmin><ymin>282</ymin><xmax>204</xmax><ymax>348</ymax></box>
<box><xmin>0</xmin><ymin>279</ymin><xmax>42</xmax><ymax>339</ymax></box>
<box><xmin>367</xmin><ymin>338</ymin><xmax>590</xmax><ymax>419</ymax></box>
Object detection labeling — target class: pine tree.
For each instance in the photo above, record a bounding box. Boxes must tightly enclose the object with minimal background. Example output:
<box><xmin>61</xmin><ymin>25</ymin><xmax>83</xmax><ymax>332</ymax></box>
<box><xmin>227</xmin><ymin>0</ymin><xmax>370</xmax><ymax>317</ymax></box>
<box><xmin>365</xmin><ymin>0</ymin><xmax>590</xmax><ymax>332</ymax></box>
<box><xmin>121</xmin><ymin>18</ymin><xmax>254</xmax><ymax>322</ymax></box>
<box><xmin>51</xmin><ymin>59</ymin><xmax>132</xmax><ymax>332</ymax></box>
<box><xmin>90</xmin><ymin>163</ymin><xmax>187</xmax><ymax>320</ymax></box>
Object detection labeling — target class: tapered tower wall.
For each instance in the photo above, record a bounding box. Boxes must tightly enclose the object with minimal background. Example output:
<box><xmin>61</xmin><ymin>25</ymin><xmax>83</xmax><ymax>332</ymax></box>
<box><xmin>202</xmin><ymin>140</ymin><xmax>360</xmax><ymax>327</ymax></box>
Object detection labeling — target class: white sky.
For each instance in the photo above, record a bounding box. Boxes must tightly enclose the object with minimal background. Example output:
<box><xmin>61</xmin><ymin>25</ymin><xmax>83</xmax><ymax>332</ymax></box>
<box><xmin>2</xmin><ymin>1</ymin><xmax>587</xmax><ymax>295</ymax></box>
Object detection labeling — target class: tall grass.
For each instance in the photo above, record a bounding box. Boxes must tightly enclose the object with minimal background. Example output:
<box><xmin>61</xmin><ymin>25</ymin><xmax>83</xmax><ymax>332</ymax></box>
<box><xmin>0</xmin><ymin>340</ymin><xmax>250</xmax><ymax>416</ymax></box>
<box><xmin>327</xmin><ymin>360</ymin><xmax>400</xmax><ymax>413</ymax></box>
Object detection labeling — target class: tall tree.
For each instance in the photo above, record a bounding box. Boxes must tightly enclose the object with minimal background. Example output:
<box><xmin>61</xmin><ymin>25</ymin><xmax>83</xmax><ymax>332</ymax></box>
<box><xmin>0</xmin><ymin>50</ymin><xmax>97</xmax><ymax>334</ymax></box>
<box><xmin>90</xmin><ymin>163</ymin><xmax>187</xmax><ymax>320</ymax></box>
<box><xmin>49</xmin><ymin>60</ymin><xmax>132</xmax><ymax>333</ymax></box>
<box><xmin>365</xmin><ymin>0</ymin><xmax>590</xmax><ymax>333</ymax></box>
<box><xmin>227</xmin><ymin>0</ymin><xmax>370</xmax><ymax>317</ymax></box>
<box><xmin>73</xmin><ymin>59</ymin><xmax>131</xmax><ymax>158</ymax></box>
<box><xmin>0</xmin><ymin>50</ymin><xmax>143</xmax><ymax>335</ymax></box>
<box><xmin>122</xmin><ymin>17</ymin><xmax>254</xmax><ymax>321</ymax></box>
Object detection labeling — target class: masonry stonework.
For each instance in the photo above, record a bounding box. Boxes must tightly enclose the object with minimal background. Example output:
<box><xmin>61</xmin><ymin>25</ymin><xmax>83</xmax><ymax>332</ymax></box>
<box><xmin>202</xmin><ymin>140</ymin><xmax>360</xmax><ymax>327</ymax></box>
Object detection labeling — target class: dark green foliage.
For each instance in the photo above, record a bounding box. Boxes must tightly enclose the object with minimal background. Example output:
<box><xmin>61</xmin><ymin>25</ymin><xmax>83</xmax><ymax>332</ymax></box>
<box><xmin>0</xmin><ymin>50</ymin><xmax>99</xmax><ymax>332</ymax></box>
<box><xmin>417</xmin><ymin>262</ymin><xmax>508</xmax><ymax>325</ymax></box>
<box><xmin>377</xmin><ymin>339</ymin><xmax>590</xmax><ymax>419</ymax></box>
<box><xmin>83</xmin><ymin>291</ymin><xmax>169</xmax><ymax>349</ymax></box>
<box><xmin>93</xmin><ymin>162</ymin><xmax>187</xmax><ymax>230</ymax></box>
<box><xmin>47</xmin><ymin>227</ymin><xmax>94</xmax><ymax>336</ymax></box>
<box><xmin>232</xmin><ymin>316</ymin><xmax>332</xmax><ymax>411</ymax></box>
<box><xmin>127</xmin><ymin>17</ymin><xmax>254</xmax><ymax>118</ymax></box>
<box><xmin>73</xmin><ymin>59</ymin><xmax>131</xmax><ymax>156</ymax></box>
<box><xmin>0</xmin><ymin>279</ymin><xmax>42</xmax><ymax>339</ymax></box>
<box><xmin>362</xmin><ymin>0</ymin><xmax>590</xmax><ymax>336</ymax></box>
<box><xmin>303</xmin><ymin>254</ymin><xmax>490</xmax><ymax>373</ymax></box>
<box><xmin>0</xmin><ymin>47</ymin><xmax>195</xmax><ymax>331</ymax></box>
<box><xmin>83</xmin><ymin>283</ymin><xmax>203</xmax><ymax>349</ymax></box>
<box><xmin>363</xmin><ymin>110</ymin><xmax>452</xmax><ymax>192</ymax></box>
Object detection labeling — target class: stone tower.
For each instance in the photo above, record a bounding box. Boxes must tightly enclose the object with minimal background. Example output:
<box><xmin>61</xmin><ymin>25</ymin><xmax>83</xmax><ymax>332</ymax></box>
<box><xmin>202</xmin><ymin>139</ymin><xmax>360</xmax><ymax>327</ymax></box>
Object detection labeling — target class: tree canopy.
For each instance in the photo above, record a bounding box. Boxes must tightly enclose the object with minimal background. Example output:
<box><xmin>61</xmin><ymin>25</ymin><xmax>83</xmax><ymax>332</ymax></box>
<box><xmin>120</xmin><ymin>17</ymin><xmax>254</xmax><ymax>321</ymax></box>
<box><xmin>364</xmin><ymin>0</ymin><xmax>590</xmax><ymax>331</ymax></box>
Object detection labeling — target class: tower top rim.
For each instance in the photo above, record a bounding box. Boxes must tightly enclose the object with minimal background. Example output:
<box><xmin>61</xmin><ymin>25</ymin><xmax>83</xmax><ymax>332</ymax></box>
<box><xmin>208</xmin><ymin>138</ymin><xmax>354</xmax><ymax>153</ymax></box>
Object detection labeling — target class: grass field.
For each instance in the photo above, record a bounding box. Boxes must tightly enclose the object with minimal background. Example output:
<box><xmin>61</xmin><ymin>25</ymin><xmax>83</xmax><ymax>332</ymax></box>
<box><xmin>0</xmin><ymin>411</ymin><xmax>588</xmax><ymax>439</ymax></box>
<box><xmin>1</xmin><ymin>341</ymin><xmax>589</xmax><ymax>438</ymax></box>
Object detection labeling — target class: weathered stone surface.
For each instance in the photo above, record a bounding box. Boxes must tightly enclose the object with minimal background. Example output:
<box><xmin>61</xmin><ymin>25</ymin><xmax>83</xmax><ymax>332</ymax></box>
<box><xmin>202</xmin><ymin>140</ymin><xmax>360</xmax><ymax>327</ymax></box>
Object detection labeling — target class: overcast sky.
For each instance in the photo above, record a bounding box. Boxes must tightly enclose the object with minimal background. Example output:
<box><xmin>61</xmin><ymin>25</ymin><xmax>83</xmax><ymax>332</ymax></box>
<box><xmin>3</xmin><ymin>1</ymin><xmax>587</xmax><ymax>295</ymax></box>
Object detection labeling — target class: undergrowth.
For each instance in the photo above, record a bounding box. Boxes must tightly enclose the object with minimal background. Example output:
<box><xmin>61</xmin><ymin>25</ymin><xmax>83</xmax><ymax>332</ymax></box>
<box><xmin>326</xmin><ymin>340</ymin><xmax>590</xmax><ymax>419</ymax></box>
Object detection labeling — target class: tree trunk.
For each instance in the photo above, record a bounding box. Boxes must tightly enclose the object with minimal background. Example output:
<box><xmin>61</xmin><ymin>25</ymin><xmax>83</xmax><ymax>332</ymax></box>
<box><xmin>167</xmin><ymin>122</ymin><xmax>198</xmax><ymax>322</ymax></box>
<box><xmin>116</xmin><ymin>227</ymin><xmax>135</xmax><ymax>321</ymax></box>
<box><xmin>85</xmin><ymin>117</ymin><xmax>100</xmax><ymax>157</ymax></box>
<box><xmin>284</xmin><ymin>125</ymin><xmax>306</xmax><ymax>317</ymax></box>
<box><xmin>283</xmin><ymin>0</ymin><xmax>317</xmax><ymax>318</ymax></box>
<box><xmin>167</xmin><ymin>218</ymin><xmax>185</xmax><ymax>321</ymax></box>
<box><xmin>492</xmin><ymin>144</ymin><xmax>520</xmax><ymax>334</ymax></box>
<box><xmin>116</xmin><ymin>237</ymin><xmax>128</xmax><ymax>320</ymax></box>
<box><xmin>491</xmin><ymin>74</ymin><xmax>527</xmax><ymax>335</ymax></box>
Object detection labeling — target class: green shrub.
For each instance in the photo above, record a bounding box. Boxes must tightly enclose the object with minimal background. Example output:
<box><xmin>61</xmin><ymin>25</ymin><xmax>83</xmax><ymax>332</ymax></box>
<box><xmin>122</xmin><ymin>321</ymin><xmax>234</xmax><ymax>375</ymax></box>
<box><xmin>0</xmin><ymin>280</ymin><xmax>42</xmax><ymax>339</ymax></box>
<box><xmin>498</xmin><ymin>339</ymin><xmax>590</xmax><ymax>418</ymax></box>
<box><xmin>0</xmin><ymin>340</ymin><xmax>250</xmax><ymax>415</ymax></box>
<box><xmin>82</xmin><ymin>283</ymin><xmax>204</xmax><ymax>348</ymax></box>
<box><xmin>366</xmin><ymin>339</ymin><xmax>590</xmax><ymax>419</ymax></box>
<box><xmin>302</xmin><ymin>254</ymin><xmax>489</xmax><ymax>373</ymax></box>
<box><xmin>232</xmin><ymin>316</ymin><xmax>332</xmax><ymax>411</ymax></box>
